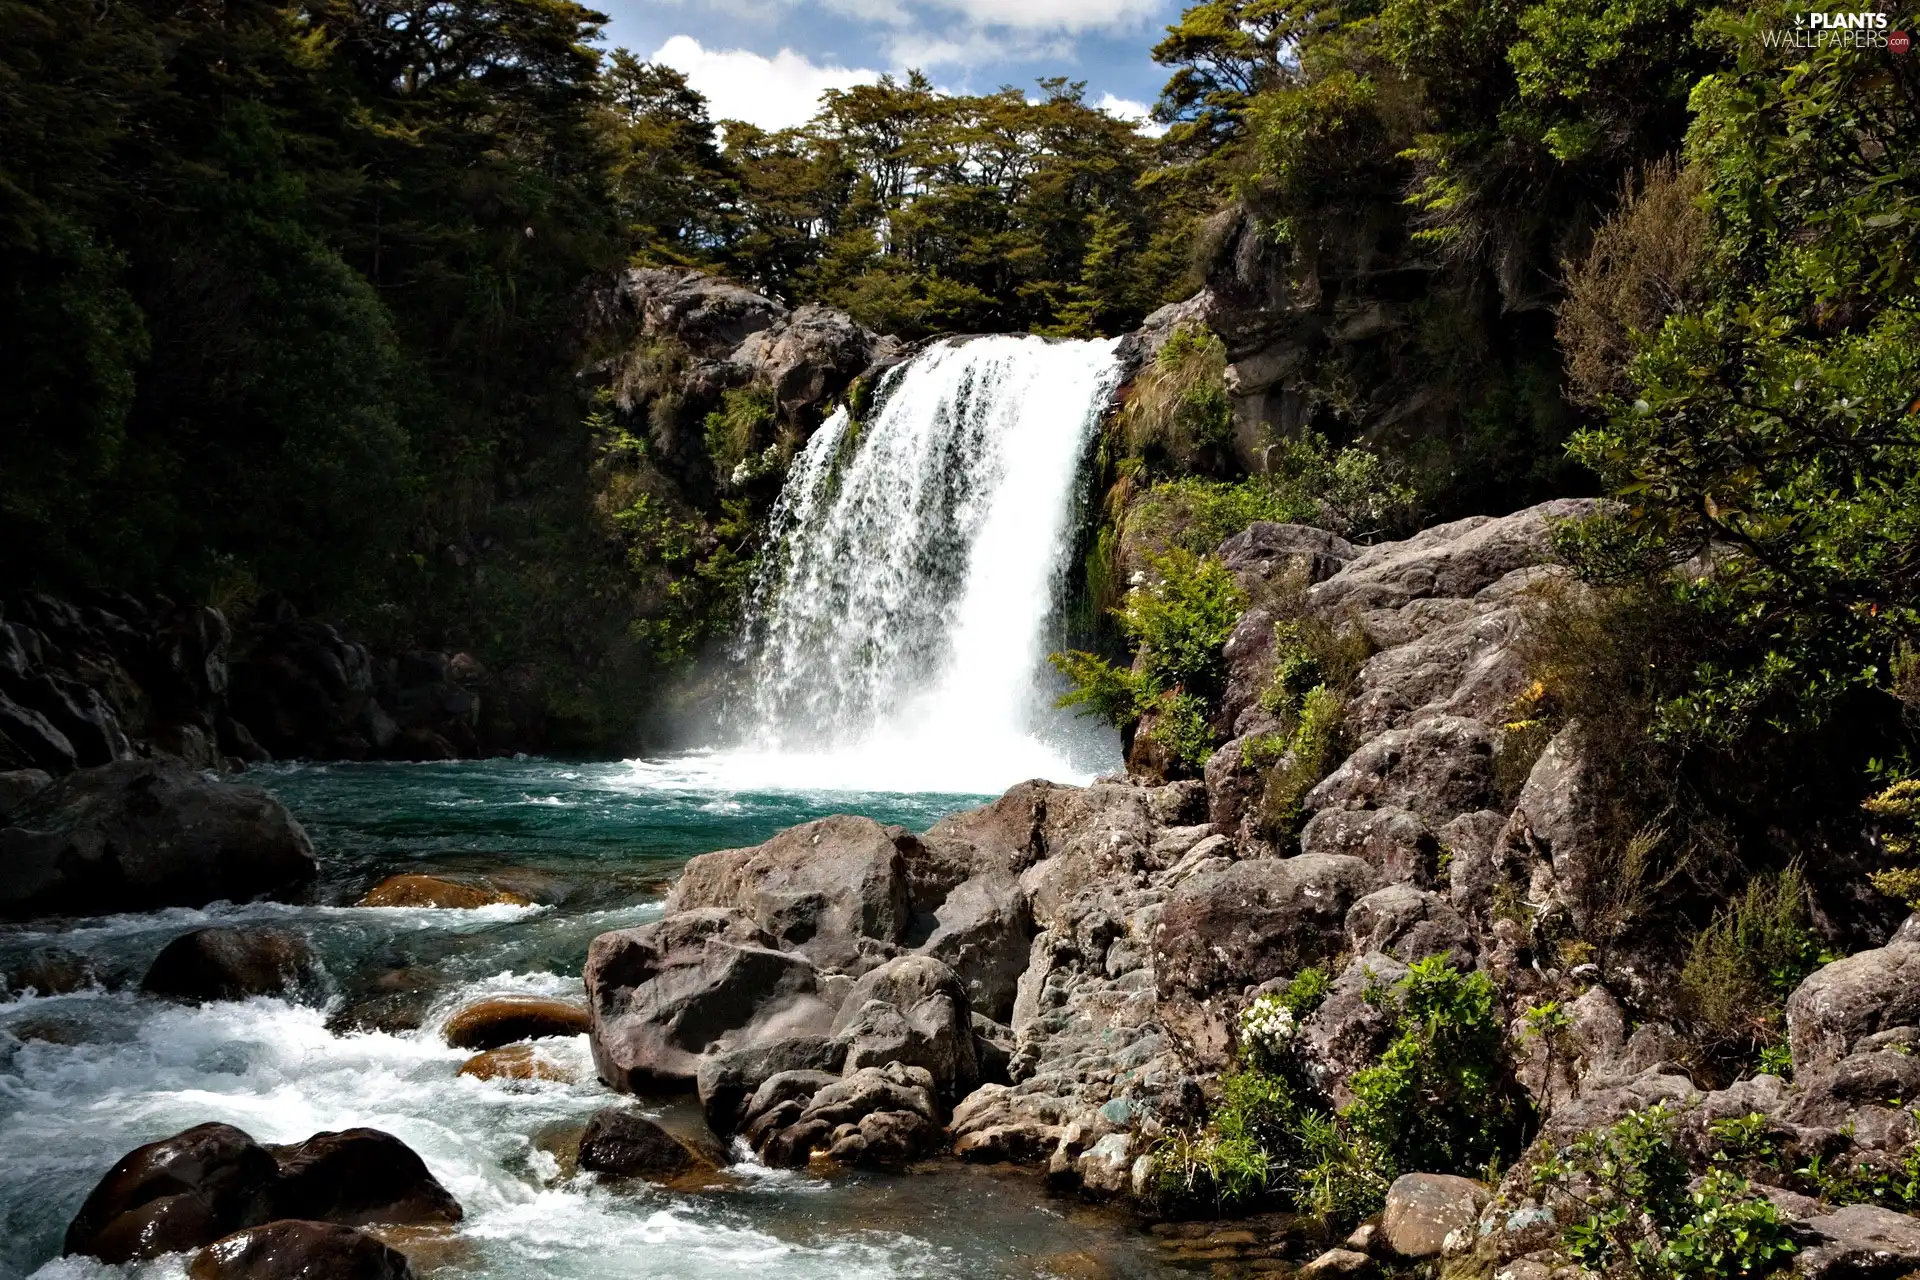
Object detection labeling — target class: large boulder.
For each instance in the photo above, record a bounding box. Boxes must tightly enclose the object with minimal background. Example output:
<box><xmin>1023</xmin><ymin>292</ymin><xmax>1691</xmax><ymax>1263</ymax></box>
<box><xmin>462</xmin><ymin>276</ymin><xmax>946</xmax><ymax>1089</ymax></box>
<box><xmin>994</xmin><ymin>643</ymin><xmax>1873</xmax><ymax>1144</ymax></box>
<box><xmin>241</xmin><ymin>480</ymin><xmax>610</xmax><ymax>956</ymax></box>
<box><xmin>1788</xmin><ymin>944</ymin><xmax>1920</xmax><ymax>1072</ymax></box>
<box><xmin>358</xmin><ymin>874</ymin><xmax>530</xmax><ymax>909</ymax></box>
<box><xmin>189</xmin><ymin>1221</ymin><xmax>413</xmax><ymax>1280</ymax></box>
<box><xmin>1305</xmin><ymin>500</ymin><xmax>1597</xmax><ymax>615</ymax></box>
<box><xmin>1380</xmin><ymin>1172</ymin><xmax>1489</xmax><ymax>1260</ymax></box>
<box><xmin>916</xmin><ymin>871</ymin><xmax>1031</xmax><ymax>1022</ymax></box>
<box><xmin>618</xmin><ymin>266</ymin><xmax>788</xmax><ymax>358</ymax></box>
<box><xmin>65</xmin><ymin>1123</ymin><xmax>279</xmax><ymax>1264</ymax></box>
<box><xmin>695</xmin><ymin>1034</ymin><xmax>846</xmax><ymax>1134</ymax></box>
<box><xmin>585</xmin><ymin>908</ymin><xmax>837</xmax><ymax>1093</ymax></box>
<box><xmin>577</xmin><ymin>1107</ymin><xmax>729</xmax><ymax>1180</ymax></box>
<box><xmin>1795</xmin><ymin>1203</ymin><xmax>1920</xmax><ymax>1280</ymax></box>
<box><xmin>263</xmin><ymin>1128</ymin><xmax>463</xmax><ymax>1226</ymax></box>
<box><xmin>1155</xmin><ymin>853</ymin><xmax>1377</xmax><ymax>1062</ymax></box>
<box><xmin>441</xmin><ymin>996</ymin><xmax>589</xmax><ymax>1050</ymax></box>
<box><xmin>0</xmin><ymin>759</ymin><xmax>317</xmax><ymax>919</ymax></box>
<box><xmin>1303</xmin><ymin>715</ymin><xmax>1498</xmax><ymax>828</ymax></box>
<box><xmin>65</xmin><ymin>1123</ymin><xmax>460</xmax><ymax>1264</ymax></box>
<box><xmin>748</xmin><ymin>1062</ymin><xmax>942</xmax><ymax>1168</ymax></box>
<box><xmin>831</xmin><ymin>954</ymin><xmax>977</xmax><ymax>1100</ymax></box>
<box><xmin>142</xmin><ymin>927</ymin><xmax>316</xmax><ymax>1003</ymax></box>
<box><xmin>667</xmin><ymin>815</ymin><xmax>911</xmax><ymax>969</ymax></box>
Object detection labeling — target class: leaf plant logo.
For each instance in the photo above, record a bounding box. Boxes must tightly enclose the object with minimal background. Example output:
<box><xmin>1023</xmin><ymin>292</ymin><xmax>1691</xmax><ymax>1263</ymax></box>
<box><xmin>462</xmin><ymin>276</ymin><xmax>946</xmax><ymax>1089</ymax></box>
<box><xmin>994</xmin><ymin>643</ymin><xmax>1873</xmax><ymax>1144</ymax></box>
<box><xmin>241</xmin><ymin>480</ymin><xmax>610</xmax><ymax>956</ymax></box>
<box><xmin>1764</xmin><ymin>8</ymin><xmax>1906</xmax><ymax>49</ymax></box>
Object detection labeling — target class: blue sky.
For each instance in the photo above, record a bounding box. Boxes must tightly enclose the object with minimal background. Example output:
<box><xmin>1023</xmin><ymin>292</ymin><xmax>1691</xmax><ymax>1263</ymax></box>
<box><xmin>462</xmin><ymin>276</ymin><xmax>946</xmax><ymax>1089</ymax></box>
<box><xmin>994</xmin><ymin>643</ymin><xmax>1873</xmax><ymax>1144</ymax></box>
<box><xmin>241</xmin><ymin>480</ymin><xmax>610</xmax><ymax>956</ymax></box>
<box><xmin>593</xmin><ymin>0</ymin><xmax>1188</xmax><ymax>131</ymax></box>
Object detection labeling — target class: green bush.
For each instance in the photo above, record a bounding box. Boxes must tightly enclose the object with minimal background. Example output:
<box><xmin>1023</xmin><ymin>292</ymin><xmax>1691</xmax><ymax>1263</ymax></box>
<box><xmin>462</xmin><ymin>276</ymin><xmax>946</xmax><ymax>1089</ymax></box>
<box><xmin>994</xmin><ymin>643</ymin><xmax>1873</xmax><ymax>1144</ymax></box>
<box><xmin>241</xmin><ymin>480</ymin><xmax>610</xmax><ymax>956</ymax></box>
<box><xmin>1154</xmin><ymin>959</ymin><xmax>1526</xmax><ymax>1224</ymax></box>
<box><xmin>1053</xmin><ymin>548</ymin><xmax>1247</xmax><ymax>773</ymax></box>
<box><xmin>1679</xmin><ymin>865</ymin><xmax>1829</xmax><ymax>1068</ymax></box>
<box><xmin>1121</xmin><ymin>325</ymin><xmax>1234</xmax><ymax>470</ymax></box>
<box><xmin>1256</xmin><ymin>683</ymin><xmax>1348</xmax><ymax>836</ymax></box>
<box><xmin>1536</xmin><ymin>1105</ymin><xmax>1797</xmax><ymax>1280</ymax></box>
<box><xmin>703</xmin><ymin>384</ymin><xmax>776</xmax><ymax>482</ymax></box>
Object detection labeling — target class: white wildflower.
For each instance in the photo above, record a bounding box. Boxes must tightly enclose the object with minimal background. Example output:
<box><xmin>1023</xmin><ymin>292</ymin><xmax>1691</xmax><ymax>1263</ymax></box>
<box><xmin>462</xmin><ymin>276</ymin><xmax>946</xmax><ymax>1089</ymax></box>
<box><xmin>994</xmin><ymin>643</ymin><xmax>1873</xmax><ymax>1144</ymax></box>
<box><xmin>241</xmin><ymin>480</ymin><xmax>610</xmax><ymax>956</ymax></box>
<box><xmin>1238</xmin><ymin>993</ymin><xmax>1297</xmax><ymax>1059</ymax></box>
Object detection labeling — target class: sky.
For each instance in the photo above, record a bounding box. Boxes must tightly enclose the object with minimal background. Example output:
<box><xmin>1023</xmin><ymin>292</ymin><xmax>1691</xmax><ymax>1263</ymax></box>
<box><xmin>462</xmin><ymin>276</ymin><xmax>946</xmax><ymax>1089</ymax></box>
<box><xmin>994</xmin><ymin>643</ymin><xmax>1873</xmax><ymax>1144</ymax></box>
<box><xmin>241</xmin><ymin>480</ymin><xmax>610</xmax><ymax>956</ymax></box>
<box><xmin>592</xmin><ymin>0</ymin><xmax>1189</xmax><ymax>132</ymax></box>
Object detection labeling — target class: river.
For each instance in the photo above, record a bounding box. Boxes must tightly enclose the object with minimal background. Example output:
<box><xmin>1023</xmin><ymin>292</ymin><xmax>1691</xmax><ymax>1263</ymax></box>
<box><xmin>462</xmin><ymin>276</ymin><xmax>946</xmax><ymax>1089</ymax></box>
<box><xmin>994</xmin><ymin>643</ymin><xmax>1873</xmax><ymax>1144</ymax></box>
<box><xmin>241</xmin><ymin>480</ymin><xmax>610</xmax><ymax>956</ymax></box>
<box><xmin>0</xmin><ymin>758</ymin><xmax>1181</xmax><ymax>1280</ymax></box>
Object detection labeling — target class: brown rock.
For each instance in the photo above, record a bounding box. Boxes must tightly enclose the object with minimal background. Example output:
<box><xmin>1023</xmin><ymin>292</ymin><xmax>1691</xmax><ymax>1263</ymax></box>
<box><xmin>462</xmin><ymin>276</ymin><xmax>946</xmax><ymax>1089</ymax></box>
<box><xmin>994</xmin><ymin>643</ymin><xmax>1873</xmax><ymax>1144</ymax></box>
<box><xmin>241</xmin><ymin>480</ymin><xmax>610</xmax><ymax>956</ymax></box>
<box><xmin>142</xmin><ymin>927</ymin><xmax>315</xmax><ymax>1003</ymax></box>
<box><xmin>189</xmin><ymin>1220</ymin><xmax>412</xmax><ymax>1280</ymax></box>
<box><xmin>358</xmin><ymin>875</ymin><xmax>530</xmax><ymax>909</ymax></box>
<box><xmin>577</xmin><ymin>1107</ymin><xmax>728</xmax><ymax>1180</ymax></box>
<box><xmin>64</xmin><ymin>1122</ymin><xmax>278</xmax><ymax>1263</ymax></box>
<box><xmin>457</xmin><ymin>1043</ymin><xmax>578</xmax><ymax>1083</ymax></box>
<box><xmin>264</xmin><ymin>1128</ymin><xmax>463</xmax><ymax>1226</ymax></box>
<box><xmin>442</xmin><ymin>996</ymin><xmax>589</xmax><ymax>1050</ymax></box>
<box><xmin>1301</xmin><ymin>1248</ymin><xmax>1379</xmax><ymax>1279</ymax></box>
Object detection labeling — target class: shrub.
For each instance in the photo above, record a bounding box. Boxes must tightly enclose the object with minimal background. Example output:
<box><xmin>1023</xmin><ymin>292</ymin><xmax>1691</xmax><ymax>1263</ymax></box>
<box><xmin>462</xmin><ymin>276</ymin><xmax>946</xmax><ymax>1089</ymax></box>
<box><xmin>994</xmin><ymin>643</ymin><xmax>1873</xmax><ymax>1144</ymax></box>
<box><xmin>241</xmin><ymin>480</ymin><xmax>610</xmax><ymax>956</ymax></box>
<box><xmin>1053</xmin><ymin>548</ymin><xmax>1248</xmax><ymax>772</ymax></box>
<box><xmin>1155</xmin><ymin>959</ymin><xmax>1526</xmax><ymax>1225</ymax></box>
<box><xmin>1535</xmin><ymin>1105</ymin><xmax>1796</xmax><ymax>1280</ymax></box>
<box><xmin>1120</xmin><ymin>324</ymin><xmax>1233</xmax><ymax>470</ymax></box>
<box><xmin>1865</xmin><ymin>780</ymin><xmax>1920</xmax><ymax>910</ymax></box>
<box><xmin>1256</xmin><ymin>682</ymin><xmax>1348</xmax><ymax>836</ymax></box>
<box><xmin>703</xmin><ymin>384</ymin><xmax>775</xmax><ymax>481</ymax></box>
<box><xmin>1679</xmin><ymin>866</ymin><xmax>1829</xmax><ymax>1068</ymax></box>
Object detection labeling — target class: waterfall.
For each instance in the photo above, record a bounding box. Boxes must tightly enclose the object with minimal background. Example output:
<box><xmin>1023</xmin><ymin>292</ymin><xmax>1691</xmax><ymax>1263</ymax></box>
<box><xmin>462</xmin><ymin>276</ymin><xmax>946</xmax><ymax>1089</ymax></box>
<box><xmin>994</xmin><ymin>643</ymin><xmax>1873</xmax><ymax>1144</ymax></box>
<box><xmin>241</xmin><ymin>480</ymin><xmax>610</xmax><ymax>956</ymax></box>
<box><xmin>673</xmin><ymin>334</ymin><xmax>1125</xmax><ymax>795</ymax></box>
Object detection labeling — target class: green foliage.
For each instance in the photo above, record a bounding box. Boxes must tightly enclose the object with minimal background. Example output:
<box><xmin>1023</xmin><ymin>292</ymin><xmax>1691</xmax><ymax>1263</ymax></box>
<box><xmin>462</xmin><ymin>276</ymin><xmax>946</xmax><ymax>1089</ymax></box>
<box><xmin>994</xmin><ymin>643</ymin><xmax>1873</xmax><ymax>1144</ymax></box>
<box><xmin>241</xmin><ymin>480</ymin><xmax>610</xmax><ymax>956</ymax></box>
<box><xmin>1865</xmin><ymin>780</ymin><xmax>1920</xmax><ymax>910</ymax></box>
<box><xmin>1256</xmin><ymin>683</ymin><xmax>1348</xmax><ymax>836</ymax></box>
<box><xmin>703</xmin><ymin>385</ymin><xmax>776</xmax><ymax>483</ymax></box>
<box><xmin>1345</xmin><ymin>958</ymin><xmax>1526</xmax><ymax>1177</ymax></box>
<box><xmin>1123</xmin><ymin>431</ymin><xmax>1420</xmax><ymax>560</ymax></box>
<box><xmin>1156</xmin><ymin>959</ymin><xmax>1526</xmax><ymax>1224</ymax></box>
<box><xmin>1680</xmin><ymin>866</ymin><xmax>1829</xmax><ymax>1066</ymax></box>
<box><xmin>1121</xmin><ymin>326</ymin><xmax>1234</xmax><ymax>471</ymax></box>
<box><xmin>1536</xmin><ymin>1105</ymin><xmax>1796</xmax><ymax>1280</ymax></box>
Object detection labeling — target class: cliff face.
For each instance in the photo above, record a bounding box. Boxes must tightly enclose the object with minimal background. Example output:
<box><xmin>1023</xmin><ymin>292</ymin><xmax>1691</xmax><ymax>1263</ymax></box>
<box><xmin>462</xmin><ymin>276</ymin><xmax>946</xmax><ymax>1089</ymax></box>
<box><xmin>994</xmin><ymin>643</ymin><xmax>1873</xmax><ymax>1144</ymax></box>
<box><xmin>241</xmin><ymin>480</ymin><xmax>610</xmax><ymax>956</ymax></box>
<box><xmin>1189</xmin><ymin>204</ymin><xmax>1584</xmax><ymax>516</ymax></box>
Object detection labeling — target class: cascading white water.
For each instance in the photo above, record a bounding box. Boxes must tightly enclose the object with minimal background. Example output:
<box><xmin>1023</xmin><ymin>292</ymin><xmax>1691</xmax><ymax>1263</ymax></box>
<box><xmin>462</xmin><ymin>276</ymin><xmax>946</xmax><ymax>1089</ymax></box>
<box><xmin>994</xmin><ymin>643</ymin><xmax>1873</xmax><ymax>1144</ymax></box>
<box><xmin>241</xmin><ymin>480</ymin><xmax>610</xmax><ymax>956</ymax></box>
<box><xmin>659</xmin><ymin>334</ymin><xmax>1125</xmax><ymax>795</ymax></box>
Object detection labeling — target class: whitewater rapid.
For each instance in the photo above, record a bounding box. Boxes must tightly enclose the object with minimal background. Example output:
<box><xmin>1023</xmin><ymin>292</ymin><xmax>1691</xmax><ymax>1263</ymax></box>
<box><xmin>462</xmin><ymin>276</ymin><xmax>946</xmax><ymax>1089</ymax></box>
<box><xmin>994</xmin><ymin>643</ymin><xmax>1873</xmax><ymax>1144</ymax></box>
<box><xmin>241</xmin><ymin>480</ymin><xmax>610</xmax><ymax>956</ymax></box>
<box><xmin>704</xmin><ymin>335</ymin><xmax>1125</xmax><ymax>794</ymax></box>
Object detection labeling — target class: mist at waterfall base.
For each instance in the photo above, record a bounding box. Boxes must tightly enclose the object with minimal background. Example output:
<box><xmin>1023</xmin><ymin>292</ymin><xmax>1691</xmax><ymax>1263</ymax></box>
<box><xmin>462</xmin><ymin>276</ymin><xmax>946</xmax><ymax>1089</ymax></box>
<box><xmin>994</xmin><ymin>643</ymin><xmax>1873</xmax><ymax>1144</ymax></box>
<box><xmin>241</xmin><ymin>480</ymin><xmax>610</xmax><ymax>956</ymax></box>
<box><xmin>0</xmin><ymin>761</ymin><xmax>1179</xmax><ymax>1279</ymax></box>
<box><xmin>665</xmin><ymin>334</ymin><xmax>1127</xmax><ymax>795</ymax></box>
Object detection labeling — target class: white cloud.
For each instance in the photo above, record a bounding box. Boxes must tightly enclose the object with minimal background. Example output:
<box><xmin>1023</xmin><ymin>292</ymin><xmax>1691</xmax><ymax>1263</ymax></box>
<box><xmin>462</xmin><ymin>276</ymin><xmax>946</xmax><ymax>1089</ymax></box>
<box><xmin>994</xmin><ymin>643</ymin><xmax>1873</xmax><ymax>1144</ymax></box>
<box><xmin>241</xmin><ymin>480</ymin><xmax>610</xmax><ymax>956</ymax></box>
<box><xmin>650</xmin><ymin>35</ymin><xmax>882</xmax><ymax>131</ymax></box>
<box><xmin>1096</xmin><ymin>92</ymin><xmax>1168</xmax><ymax>136</ymax></box>
<box><xmin>920</xmin><ymin>0</ymin><xmax>1160</xmax><ymax>32</ymax></box>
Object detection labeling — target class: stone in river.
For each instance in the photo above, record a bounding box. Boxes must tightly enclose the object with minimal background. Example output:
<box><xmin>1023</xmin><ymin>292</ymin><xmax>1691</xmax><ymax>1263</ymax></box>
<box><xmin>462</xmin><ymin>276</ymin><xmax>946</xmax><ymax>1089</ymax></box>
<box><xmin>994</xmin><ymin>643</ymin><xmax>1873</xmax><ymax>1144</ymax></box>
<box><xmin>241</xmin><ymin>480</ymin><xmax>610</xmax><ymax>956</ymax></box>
<box><xmin>141</xmin><ymin>927</ymin><xmax>316</xmax><ymax>1003</ymax></box>
<box><xmin>458</xmin><ymin>1043</ymin><xmax>579</xmax><ymax>1083</ymax></box>
<box><xmin>264</xmin><ymin>1128</ymin><xmax>464</xmax><ymax>1226</ymax></box>
<box><xmin>358</xmin><ymin>874</ymin><xmax>530</xmax><ymax>909</ymax></box>
<box><xmin>64</xmin><ymin>1122</ymin><xmax>278</xmax><ymax>1263</ymax></box>
<box><xmin>577</xmin><ymin>1107</ymin><xmax>728</xmax><ymax>1180</ymax></box>
<box><xmin>189</xmin><ymin>1220</ymin><xmax>414</xmax><ymax>1280</ymax></box>
<box><xmin>442</xmin><ymin>995</ymin><xmax>590</xmax><ymax>1050</ymax></box>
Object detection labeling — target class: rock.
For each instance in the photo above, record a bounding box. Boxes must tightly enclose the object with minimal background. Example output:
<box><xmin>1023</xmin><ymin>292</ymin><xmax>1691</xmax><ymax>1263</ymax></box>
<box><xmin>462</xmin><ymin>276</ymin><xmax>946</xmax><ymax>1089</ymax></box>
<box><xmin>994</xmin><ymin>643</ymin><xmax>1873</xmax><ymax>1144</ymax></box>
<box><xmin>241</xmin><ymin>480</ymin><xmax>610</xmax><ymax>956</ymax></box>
<box><xmin>619</xmin><ymin>266</ymin><xmax>789</xmax><ymax>358</ymax></box>
<box><xmin>0</xmin><ymin>758</ymin><xmax>318</xmax><ymax>919</ymax></box>
<box><xmin>189</xmin><ymin>1221</ymin><xmax>413</xmax><ymax>1280</ymax></box>
<box><xmin>696</xmin><ymin>1034</ymin><xmax>845</xmax><ymax>1133</ymax></box>
<box><xmin>1301</xmin><ymin>1248</ymin><xmax>1379</xmax><ymax>1279</ymax></box>
<box><xmin>577</xmin><ymin>1107</ymin><xmax>728</xmax><ymax>1180</ymax></box>
<box><xmin>668</xmin><ymin>815</ymin><xmax>911</xmax><ymax>969</ymax></box>
<box><xmin>358</xmin><ymin>874</ymin><xmax>531</xmax><ymax>909</ymax></box>
<box><xmin>1781</xmin><ymin>1049</ymin><xmax>1920</xmax><ymax>1132</ymax></box>
<box><xmin>730</xmin><ymin>303</ymin><xmax>888</xmax><ymax>423</ymax></box>
<box><xmin>457</xmin><ymin>1043</ymin><xmax>579</xmax><ymax>1083</ymax></box>
<box><xmin>4</xmin><ymin>945</ymin><xmax>98</xmax><ymax>997</ymax></box>
<box><xmin>829</xmin><ymin>1107</ymin><xmax>942</xmax><ymax>1167</ymax></box>
<box><xmin>585</xmin><ymin>907</ymin><xmax>837</xmax><ymax>1093</ymax></box>
<box><xmin>757</xmin><ymin>1063</ymin><xmax>942</xmax><ymax>1166</ymax></box>
<box><xmin>442</xmin><ymin>996</ymin><xmax>590</xmax><ymax>1050</ymax></box>
<box><xmin>1155</xmin><ymin>854</ymin><xmax>1376</xmax><ymax>1063</ymax></box>
<box><xmin>1304</xmin><ymin>715</ymin><xmax>1498</xmax><ymax>827</ymax></box>
<box><xmin>1795</xmin><ymin>1203</ymin><xmax>1920</xmax><ymax>1280</ymax></box>
<box><xmin>1496</xmin><ymin>723</ymin><xmax>1605</xmax><ymax>928</ymax></box>
<box><xmin>973</xmin><ymin>1013</ymin><xmax>1016</xmax><ymax>1085</ymax></box>
<box><xmin>1381</xmin><ymin>1172</ymin><xmax>1489</xmax><ymax>1260</ymax></box>
<box><xmin>227</xmin><ymin>619</ymin><xmax>377</xmax><ymax>760</ymax></box>
<box><xmin>0</xmin><ymin>767</ymin><xmax>51</xmax><ymax>817</ymax></box>
<box><xmin>1300</xmin><ymin>807</ymin><xmax>1440</xmax><ymax>886</ymax></box>
<box><xmin>64</xmin><ymin>1122</ymin><xmax>278</xmax><ymax>1263</ymax></box>
<box><xmin>265</xmin><ymin>1128</ymin><xmax>463</xmax><ymax>1226</ymax></box>
<box><xmin>1787</xmin><ymin>944</ymin><xmax>1920</xmax><ymax>1072</ymax></box>
<box><xmin>1344</xmin><ymin>885</ymin><xmax>1474</xmax><ymax>968</ymax></box>
<box><xmin>917</xmin><ymin>871</ymin><xmax>1032</xmax><ymax>1022</ymax></box>
<box><xmin>831</xmin><ymin>953</ymin><xmax>978</xmax><ymax>1099</ymax></box>
<box><xmin>1076</xmin><ymin>1132</ymin><xmax>1135</xmax><ymax>1198</ymax></box>
<box><xmin>141</xmin><ymin>927</ymin><xmax>316</xmax><ymax>1002</ymax></box>
<box><xmin>0</xmin><ymin>690</ymin><xmax>76</xmax><ymax>774</ymax></box>
<box><xmin>1306</xmin><ymin>500</ymin><xmax>1598</xmax><ymax>615</ymax></box>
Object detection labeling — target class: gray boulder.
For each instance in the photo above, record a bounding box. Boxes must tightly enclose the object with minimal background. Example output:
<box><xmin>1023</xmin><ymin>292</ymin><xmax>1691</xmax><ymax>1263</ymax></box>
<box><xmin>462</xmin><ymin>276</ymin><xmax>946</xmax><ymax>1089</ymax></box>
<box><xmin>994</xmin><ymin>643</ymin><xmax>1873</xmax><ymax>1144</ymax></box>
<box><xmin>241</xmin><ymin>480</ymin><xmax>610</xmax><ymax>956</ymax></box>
<box><xmin>1381</xmin><ymin>1172</ymin><xmax>1488</xmax><ymax>1259</ymax></box>
<box><xmin>1304</xmin><ymin>715</ymin><xmax>1497</xmax><ymax>827</ymax></box>
<box><xmin>1795</xmin><ymin>1203</ymin><xmax>1920</xmax><ymax>1280</ymax></box>
<box><xmin>1787</xmin><ymin>944</ymin><xmax>1920</xmax><ymax>1073</ymax></box>
<box><xmin>1155</xmin><ymin>853</ymin><xmax>1377</xmax><ymax>1063</ymax></box>
<box><xmin>1344</xmin><ymin>885</ymin><xmax>1474</xmax><ymax>968</ymax></box>
<box><xmin>1300</xmin><ymin>807</ymin><xmax>1439</xmax><ymax>886</ymax></box>
<box><xmin>832</xmin><ymin>954</ymin><xmax>977</xmax><ymax>1099</ymax></box>
<box><xmin>1306</xmin><ymin>499</ymin><xmax>1597</xmax><ymax>615</ymax></box>
<box><xmin>584</xmin><ymin>907</ymin><xmax>837</xmax><ymax>1093</ymax></box>
<box><xmin>0</xmin><ymin>767</ymin><xmax>51</xmax><ymax>818</ymax></box>
<box><xmin>917</xmin><ymin>871</ymin><xmax>1031</xmax><ymax>1022</ymax></box>
<box><xmin>0</xmin><ymin>759</ymin><xmax>317</xmax><ymax>919</ymax></box>
<box><xmin>695</xmin><ymin>1034</ymin><xmax>845</xmax><ymax>1134</ymax></box>
<box><xmin>667</xmin><ymin>815</ymin><xmax>910</xmax><ymax>970</ymax></box>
